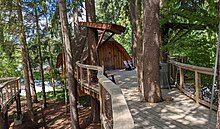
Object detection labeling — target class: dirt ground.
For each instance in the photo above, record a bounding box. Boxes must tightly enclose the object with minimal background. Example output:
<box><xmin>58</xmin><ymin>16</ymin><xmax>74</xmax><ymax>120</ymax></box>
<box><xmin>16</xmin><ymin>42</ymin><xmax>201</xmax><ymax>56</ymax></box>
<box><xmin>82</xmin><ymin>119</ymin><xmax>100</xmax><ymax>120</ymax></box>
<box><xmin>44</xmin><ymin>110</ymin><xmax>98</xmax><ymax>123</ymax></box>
<box><xmin>8</xmin><ymin>99</ymin><xmax>101</xmax><ymax>129</ymax></box>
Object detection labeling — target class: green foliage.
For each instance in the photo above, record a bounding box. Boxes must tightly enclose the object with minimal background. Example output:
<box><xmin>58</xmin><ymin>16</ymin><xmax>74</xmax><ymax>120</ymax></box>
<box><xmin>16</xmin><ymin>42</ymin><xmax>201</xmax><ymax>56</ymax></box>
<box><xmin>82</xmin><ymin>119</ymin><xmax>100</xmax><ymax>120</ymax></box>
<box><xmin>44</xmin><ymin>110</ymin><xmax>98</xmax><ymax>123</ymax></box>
<box><xmin>96</xmin><ymin>0</ymin><xmax>132</xmax><ymax>55</ymax></box>
<box><xmin>161</xmin><ymin>0</ymin><xmax>218</xmax><ymax>67</ymax></box>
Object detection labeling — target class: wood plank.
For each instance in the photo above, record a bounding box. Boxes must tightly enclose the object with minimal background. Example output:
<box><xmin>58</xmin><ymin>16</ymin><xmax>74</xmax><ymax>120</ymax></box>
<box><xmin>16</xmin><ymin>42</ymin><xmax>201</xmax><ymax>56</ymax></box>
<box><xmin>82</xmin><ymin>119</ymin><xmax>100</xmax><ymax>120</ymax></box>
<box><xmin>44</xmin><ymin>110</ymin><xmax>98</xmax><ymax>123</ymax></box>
<box><xmin>195</xmin><ymin>71</ymin><xmax>201</xmax><ymax>104</ymax></box>
<box><xmin>79</xmin><ymin>22</ymin><xmax>126</xmax><ymax>34</ymax></box>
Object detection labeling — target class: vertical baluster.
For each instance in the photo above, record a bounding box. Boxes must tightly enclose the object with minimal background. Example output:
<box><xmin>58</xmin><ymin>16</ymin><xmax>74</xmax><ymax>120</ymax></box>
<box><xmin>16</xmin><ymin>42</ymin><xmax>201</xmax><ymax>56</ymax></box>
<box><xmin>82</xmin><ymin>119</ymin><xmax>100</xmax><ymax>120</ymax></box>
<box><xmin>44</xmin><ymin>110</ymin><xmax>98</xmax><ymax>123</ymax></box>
<box><xmin>195</xmin><ymin>71</ymin><xmax>201</xmax><ymax>104</ymax></box>
<box><xmin>80</xmin><ymin>67</ymin><xmax>83</xmax><ymax>86</ymax></box>
<box><xmin>10</xmin><ymin>82</ymin><xmax>14</xmax><ymax>97</ymax></box>
<box><xmin>76</xmin><ymin>66</ymin><xmax>79</xmax><ymax>81</ymax></box>
<box><xmin>17</xmin><ymin>79</ymin><xmax>21</xmax><ymax>92</ymax></box>
<box><xmin>87</xmin><ymin>68</ymin><xmax>91</xmax><ymax>86</ymax></box>
<box><xmin>16</xmin><ymin>79</ymin><xmax>22</xmax><ymax>119</ymax></box>
<box><xmin>5</xmin><ymin>84</ymin><xmax>9</xmax><ymax>101</ymax></box>
<box><xmin>0</xmin><ymin>88</ymin><xmax>3</xmax><ymax>105</ymax></box>
<box><xmin>179</xmin><ymin>68</ymin><xmax>184</xmax><ymax>90</ymax></box>
<box><xmin>14</xmin><ymin>80</ymin><xmax>17</xmax><ymax>96</ymax></box>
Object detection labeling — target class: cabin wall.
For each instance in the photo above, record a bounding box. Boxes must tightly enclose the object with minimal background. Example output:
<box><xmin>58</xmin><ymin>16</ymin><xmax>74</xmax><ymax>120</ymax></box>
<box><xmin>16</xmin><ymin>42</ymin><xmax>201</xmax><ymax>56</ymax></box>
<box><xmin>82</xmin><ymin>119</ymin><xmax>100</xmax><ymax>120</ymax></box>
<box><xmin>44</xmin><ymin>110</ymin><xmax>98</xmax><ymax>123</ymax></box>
<box><xmin>98</xmin><ymin>41</ymin><xmax>130</xmax><ymax>70</ymax></box>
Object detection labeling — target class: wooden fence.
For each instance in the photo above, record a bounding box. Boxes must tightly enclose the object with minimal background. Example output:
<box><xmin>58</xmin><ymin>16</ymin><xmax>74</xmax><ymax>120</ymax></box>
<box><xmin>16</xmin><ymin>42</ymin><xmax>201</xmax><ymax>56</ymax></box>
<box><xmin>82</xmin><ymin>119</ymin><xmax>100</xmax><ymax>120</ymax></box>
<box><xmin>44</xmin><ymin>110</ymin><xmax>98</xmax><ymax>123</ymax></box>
<box><xmin>0</xmin><ymin>77</ymin><xmax>21</xmax><ymax>129</ymax></box>
<box><xmin>168</xmin><ymin>60</ymin><xmax>217</xmax><ymax>110</ymax></box>
<box><xmin>76</xmin><ymin>62</ymin><xmax>134</xmax><ymax>129</ymax></box>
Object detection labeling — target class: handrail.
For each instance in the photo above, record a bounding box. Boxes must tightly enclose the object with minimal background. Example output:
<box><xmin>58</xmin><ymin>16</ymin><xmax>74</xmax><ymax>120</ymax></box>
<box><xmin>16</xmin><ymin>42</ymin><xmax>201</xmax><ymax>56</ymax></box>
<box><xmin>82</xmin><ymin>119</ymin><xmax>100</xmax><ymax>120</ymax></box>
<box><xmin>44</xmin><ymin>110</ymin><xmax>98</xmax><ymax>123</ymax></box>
<box><xmin>168</xmin><ymin>60</ymin><xmax>216</xmax><ymax>110</ymax></box>
<box><xmin>76</xmin><ymin>61</ymin><xmax>134</xmax><ymax>129</ymax></box>
<box><xmin>169</xmin><ymin>60</ymin><xmax>214</xmax><ymax>75</ymax></box>
<box><xmin>0</xmin><ymin>77</ymin><xmax>21</xmax><ymax>112</ymax></box>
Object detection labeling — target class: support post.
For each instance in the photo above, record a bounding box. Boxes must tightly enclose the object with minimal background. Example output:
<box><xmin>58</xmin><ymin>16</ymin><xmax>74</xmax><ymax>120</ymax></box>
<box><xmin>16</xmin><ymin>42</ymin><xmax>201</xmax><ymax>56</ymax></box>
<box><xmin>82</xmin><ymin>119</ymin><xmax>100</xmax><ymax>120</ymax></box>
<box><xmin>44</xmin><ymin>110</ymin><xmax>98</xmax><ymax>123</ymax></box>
<box><xmin>195</xmin><ymin>71</ymin><xmax>201</xmax><ymax>104</ymax></box>
<box><xmin>91</xmin><ymin>97</ymin><xmax>100</xmax><ymax>123</ymax></box>
<box><xmin>0</xmin><ymin>106</ymin><xmax>6</xmax><ymax>129</ymax></box>
<box><xmin>87</xmin><ymin>68</ymin><xmax>91</xmax><ymax>86</ymax></box>
<box><xmin>179</xmin><ymin>68</ymin><xmax>184</xmax><ymax>90</ymax></box>
<box><xmin>80</xmin><ymin>67</ymin><xmax>83</xmax><ymax>86</ymax></box>
<box><xmin>16</xmin><ymin>79</ymin><xmax>22</xmax><ymax>120</ymax></box>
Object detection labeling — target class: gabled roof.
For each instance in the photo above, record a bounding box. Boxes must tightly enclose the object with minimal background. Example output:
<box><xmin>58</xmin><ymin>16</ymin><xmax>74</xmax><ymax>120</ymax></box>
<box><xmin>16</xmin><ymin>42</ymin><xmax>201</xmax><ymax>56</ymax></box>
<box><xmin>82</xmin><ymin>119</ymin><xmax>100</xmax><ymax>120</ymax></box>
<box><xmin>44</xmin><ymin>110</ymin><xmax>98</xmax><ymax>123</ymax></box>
<box><xmin>79</xmin><ymin>22</ymin><xmax>126</xmax><ymax>34</ymax></box>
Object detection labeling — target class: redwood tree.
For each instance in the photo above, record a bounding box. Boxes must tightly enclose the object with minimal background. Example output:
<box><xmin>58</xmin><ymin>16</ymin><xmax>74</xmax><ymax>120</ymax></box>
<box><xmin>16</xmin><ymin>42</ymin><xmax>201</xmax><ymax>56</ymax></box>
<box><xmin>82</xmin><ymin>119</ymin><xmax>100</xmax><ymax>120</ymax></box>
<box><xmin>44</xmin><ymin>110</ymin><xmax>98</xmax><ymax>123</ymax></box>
<box><xmin>17</xmin><ymin>0</ymin><xmax>34</xmax><ymax>121</ymax></box>
<box><xmin>58</xmin><ymin>0</ymin><xmax>80</xmax><ymax>128</ymax></box>
<box><xmin>142</xmin><ymin>0</ymin><xmax>162</xmax><ymax>103</ymax></box>
<box><xmin>85</xmin><ymin>0</ymin><xmax>100</xmax><ymax>123</ymax></box>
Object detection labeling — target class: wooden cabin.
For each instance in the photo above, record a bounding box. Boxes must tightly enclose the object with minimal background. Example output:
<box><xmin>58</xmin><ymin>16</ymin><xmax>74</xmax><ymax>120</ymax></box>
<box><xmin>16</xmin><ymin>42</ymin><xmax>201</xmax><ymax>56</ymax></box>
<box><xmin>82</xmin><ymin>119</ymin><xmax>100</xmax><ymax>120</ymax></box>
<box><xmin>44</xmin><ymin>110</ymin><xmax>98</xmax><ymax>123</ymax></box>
<box><xmin>98</xmin><ymin>35</ymin><xmax>130</xmax><ymax>70</ymax></box>
<box><xmin>56</xmin><ymin>22</ymin><xmax>131</xmax><ymax>70</ymax></box>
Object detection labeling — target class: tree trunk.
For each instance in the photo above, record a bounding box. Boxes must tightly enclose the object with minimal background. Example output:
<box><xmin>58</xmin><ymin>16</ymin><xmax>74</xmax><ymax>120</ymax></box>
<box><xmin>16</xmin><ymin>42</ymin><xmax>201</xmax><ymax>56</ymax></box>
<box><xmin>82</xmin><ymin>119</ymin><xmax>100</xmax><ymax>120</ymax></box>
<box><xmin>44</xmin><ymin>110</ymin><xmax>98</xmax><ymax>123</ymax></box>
<box><xmin>27</xmin><ymin>57</ymin><xmax>38</xmax><ymax>103</ymax></box>
<box><xmin>85</xmin><ymin>0</ymin><xmax>99</xmax><ymax>65</ymax></box>
<box><xmin>129</xmin><ymin>0</ymin><xmax>137</xmax><ymax>66</ymax></box>
<box><xmin>129</xmin><ymin>0</ymin><xmax>143</xmax><ymax>93</ymax></box>
<box><xmin>44</xmin><ymin>2</ymin><xmax>56</xmax><ymax>97</ymax></box>
<box><xmin>216</xmin><ymin>1</ymin><xmax>220</xmax><ymax>128</ymax></box>
<box><xmin>48</xmin><ymin>42</ymin><xmax>56</xmax><ymax>97</ymax></box>
<box><xmin>142</xmin><ymin>0</ymin><xmax>162</xmax><ymax>103</ymax></box>
<box><xmin>85</xmin><ymin>0</ymin><xmax>100</xmax><ymax>123</ymax></box>
<box><xmin>17</xmin><ymin>0</ymin><xmax>34</xmax><ymax>121</ymax></box>
<box><xmin>58</xmin><ymin>0</ymin><xmax>80</xmax><ymax>128</ymax></box>
<box><xmin>34</xmin><ymin>0</ymin><xmax>47</xmax><ymax>108</ymax></box>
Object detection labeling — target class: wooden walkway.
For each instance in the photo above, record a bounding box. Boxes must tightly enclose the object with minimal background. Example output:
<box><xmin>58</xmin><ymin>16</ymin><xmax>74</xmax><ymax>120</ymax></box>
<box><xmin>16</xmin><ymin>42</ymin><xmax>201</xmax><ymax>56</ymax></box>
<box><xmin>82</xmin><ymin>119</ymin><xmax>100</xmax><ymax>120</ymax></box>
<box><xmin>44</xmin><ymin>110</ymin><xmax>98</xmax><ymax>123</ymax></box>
<box><xmin>108</xmin><ymin>70</ymin><xmax>216</xmax><ymax>129</ymax></box>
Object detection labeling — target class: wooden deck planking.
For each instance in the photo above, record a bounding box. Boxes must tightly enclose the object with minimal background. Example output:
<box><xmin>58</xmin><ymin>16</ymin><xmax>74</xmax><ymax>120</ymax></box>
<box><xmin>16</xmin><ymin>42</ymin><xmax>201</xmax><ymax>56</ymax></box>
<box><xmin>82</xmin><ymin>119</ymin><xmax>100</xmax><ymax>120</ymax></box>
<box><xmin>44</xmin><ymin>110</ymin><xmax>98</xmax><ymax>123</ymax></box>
<box><xmin>109</xmin><ymin>70</ymin><xmax>216</xmax><ymax>129</ymax></box>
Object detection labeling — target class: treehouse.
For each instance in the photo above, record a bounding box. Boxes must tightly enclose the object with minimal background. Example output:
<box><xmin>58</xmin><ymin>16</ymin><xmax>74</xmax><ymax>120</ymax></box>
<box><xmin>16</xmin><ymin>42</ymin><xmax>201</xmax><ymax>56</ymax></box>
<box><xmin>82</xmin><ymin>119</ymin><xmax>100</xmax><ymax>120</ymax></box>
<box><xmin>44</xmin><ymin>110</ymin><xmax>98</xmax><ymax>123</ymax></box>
<box><xmin>56</xmin><ymin>22</ymin><xmax>131</xmax><ymax>70</ymax></box>
<box><xmin>97</xmin><ymin>34</ymin><xmax>130</xmax><ymax>70</ymax></box>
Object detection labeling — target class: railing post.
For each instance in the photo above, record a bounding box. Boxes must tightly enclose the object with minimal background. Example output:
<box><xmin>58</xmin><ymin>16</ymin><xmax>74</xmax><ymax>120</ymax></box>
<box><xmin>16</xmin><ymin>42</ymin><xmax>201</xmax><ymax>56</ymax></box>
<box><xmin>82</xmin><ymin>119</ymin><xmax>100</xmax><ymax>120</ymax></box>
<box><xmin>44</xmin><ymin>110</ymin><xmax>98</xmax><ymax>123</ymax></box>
<box><xmin>76</xmin><ymin>66</ymin><xmax>79</xmax><ymax>81</ymax></box>
<box><xmin>10</xmin><ymin>82</ymin><xmax>14</xmax><ymax>97</ymax></box>
<box><xmin>16</xmin><ymin>79</ymin><xmax>22</xmax><ymax>119</ymax></box>
<box><xmin>0</xmin><ymin>105</ymin><xmax>7</xmax><ymax>129</ymax></box>
<box><xmin>0</xmin><ymin>89</ymin><xmax>3</xmax><ymax>105</ymax></box>
<box><xmin>179</xmin><ymin>67</ymin><xmax>184</xmax><ymax>90</ymax></box>
<box><xmin>87</xmin><ymin>68</ymin><xmax>91</xmax><ymax>86</ymax></box>
<box><xmin>80</xmin><ymin>67</ymin><xmax>83</xmax><ymax>86</ymax></box>
<box><xmin>5</xmin><ymin>84</ymin><xmax>9</xmax><ymax>101</ymax></box>
<box><xmin>195</xmin><ymin>71</ymin><xmax>201</xmax><ymax>104</ymax></box>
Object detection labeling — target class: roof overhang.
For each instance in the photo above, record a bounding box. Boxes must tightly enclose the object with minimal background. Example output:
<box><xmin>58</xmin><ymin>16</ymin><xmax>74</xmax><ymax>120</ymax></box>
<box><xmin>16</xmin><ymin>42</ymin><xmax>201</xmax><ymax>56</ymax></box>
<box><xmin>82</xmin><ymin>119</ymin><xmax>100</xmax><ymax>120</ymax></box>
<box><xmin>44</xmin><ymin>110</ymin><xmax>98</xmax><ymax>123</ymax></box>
<box><xmin>79</xmin><ymin>22</ymin><xmax>126</xmax><ymax>34</ymax></box>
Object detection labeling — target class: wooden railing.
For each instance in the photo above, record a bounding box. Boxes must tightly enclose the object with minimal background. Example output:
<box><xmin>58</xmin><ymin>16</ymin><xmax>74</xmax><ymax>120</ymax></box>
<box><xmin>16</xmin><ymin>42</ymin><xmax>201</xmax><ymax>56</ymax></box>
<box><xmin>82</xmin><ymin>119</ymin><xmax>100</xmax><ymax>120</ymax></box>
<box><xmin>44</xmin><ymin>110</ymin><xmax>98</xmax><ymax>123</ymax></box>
<box><xmin>0</xmin><ymin>77</ymin><xmax>21</xmax><ymax>129</ymax></box>
<box><xmin>76</xmin><ymin>62</ymin><xmax>134</xmax><ymax>129</ymax></box>
<box><xmin>168</xmin><ymin>60</ymin><xmax>216</xmax><ymax>109</ymax></box>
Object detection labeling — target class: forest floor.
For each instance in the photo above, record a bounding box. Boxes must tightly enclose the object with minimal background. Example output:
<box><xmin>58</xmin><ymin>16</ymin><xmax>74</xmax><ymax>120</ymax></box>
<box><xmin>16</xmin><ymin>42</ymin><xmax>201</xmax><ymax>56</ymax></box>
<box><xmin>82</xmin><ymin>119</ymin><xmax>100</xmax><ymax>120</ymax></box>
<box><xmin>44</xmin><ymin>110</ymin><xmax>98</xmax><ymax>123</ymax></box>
<box><xmin>8</xmin><ymin>98</ymin><xmax>101</xmax><ymax>129</ymax></box>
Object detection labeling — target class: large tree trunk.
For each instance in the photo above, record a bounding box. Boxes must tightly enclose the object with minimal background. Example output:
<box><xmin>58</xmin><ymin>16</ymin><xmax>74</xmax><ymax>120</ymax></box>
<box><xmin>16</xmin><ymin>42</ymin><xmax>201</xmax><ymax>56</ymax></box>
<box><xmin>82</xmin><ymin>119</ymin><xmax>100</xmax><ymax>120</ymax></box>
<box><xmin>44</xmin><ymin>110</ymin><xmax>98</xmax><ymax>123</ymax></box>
<box><xmin>142</xmin><ymin>0</ymin><xmax>162</xmax><ymax>103</ymax></box>
<box><xmin>85</xmin><ymin>0</ymin><xmax>99</xmax><ymax>65</ymax></box>
<box><xmin>17</xmin><ymin>0</ymin><xmax>34</xmax><ymax>121</ymax></box>
<box><xmin>58</xmin><ymin>0</ymin><xmax>80</xmax><ymax>128</ymax></box>
<box><xmin>85</xmin><ymin>0</ymin><xmax>100</xmax><ymax>123</ymax></box>
<box><xmin>34</xmin><ymin>0</ymin><xmax>47</xmax><ymax>108</ymax></box>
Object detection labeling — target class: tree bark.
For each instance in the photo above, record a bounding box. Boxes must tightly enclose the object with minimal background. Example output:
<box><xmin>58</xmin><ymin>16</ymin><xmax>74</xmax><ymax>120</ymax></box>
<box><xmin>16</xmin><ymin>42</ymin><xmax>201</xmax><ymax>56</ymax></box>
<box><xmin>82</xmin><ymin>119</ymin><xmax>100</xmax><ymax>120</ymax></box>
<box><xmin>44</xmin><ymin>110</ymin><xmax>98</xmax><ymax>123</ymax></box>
<box><xmin>17</xmin><ymin>0</ymin><xmax>34</xmax><ymax>121</ymax></box>
<box><xmin>85</xmin><ymin>0</ymin><xmax>99</xmax><ymax>65</ymax></box>
<box><xmin>27</xmin><ymin>57</ymin><xmax>38</xmax><ymax>103</ymax></box>
<box><xmin>143</xmin><ymin>0</ymin><xmax>162</xmax><ymax>103</ymax></box>
<box><xmin>85</xmin><ymin>0</ymin><xmax>100</xmax><ymax>123</ymax></box>
<box><xmin>129</xmin><ymin>0</ymin><xmax>143</xmax><ymax>93</ymax></box>
<box><xmin>34</xmin><ymin>0</ymin><xmax>47</xmax><ymax>108</ymax></box>
<box><xmin>129</xmin><ymin>0</ymin><xmax>137</xmax><ymax>66</ymax></box>
<box><xmin>216</xmin><ymin>1</ymin><xmax>220</xmax><ymax>128</ymax></box>
<box><xmin>58</xmin><ymin>0</ymin><xmax>80</xmax><ymax>128</ymax></box>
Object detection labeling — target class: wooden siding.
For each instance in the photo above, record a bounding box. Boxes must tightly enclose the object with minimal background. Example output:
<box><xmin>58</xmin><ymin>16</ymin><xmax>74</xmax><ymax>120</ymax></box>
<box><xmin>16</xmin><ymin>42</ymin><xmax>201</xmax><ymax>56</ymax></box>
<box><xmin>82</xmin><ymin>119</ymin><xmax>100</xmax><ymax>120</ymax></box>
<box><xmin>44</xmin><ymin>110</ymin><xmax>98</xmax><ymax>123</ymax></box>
<box><xmin>98</xmin><ymin>41</ymin><xmax>130</xmax><ymax>70</ymax></box>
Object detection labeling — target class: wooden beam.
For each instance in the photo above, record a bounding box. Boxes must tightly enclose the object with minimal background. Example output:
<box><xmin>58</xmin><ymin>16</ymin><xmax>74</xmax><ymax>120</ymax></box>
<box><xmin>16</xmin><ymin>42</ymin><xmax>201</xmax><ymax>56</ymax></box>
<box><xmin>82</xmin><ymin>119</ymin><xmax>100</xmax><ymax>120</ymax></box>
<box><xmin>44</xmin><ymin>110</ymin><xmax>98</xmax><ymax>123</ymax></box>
<box><xmin>79</xmin><ymin>22</ymin><xmax>126</xmax><ymax>34</ymax></box>
<box><xmin>96</xmin><ymin>30</ymin><xmax>106</xmax><ymax>49</ymax></box>
<box><xmin>102</xmin><ymin>33</ymin><xmax>115</xmax><ymax>45</ymax></box>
